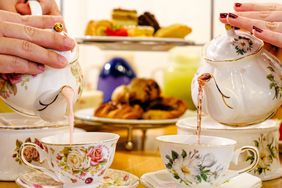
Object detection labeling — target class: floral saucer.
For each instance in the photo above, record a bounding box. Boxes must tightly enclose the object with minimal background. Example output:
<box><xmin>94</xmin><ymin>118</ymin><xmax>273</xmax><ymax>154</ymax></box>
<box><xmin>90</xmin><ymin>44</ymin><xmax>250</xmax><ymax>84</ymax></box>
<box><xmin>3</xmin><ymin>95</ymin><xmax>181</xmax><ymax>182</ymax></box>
<box><xmin>140</xmin><ymin>170</ymin><xmax>262</xmax><ymax>188</ymax></box>
<box><xmin>16</xmin><ymin>169</ymin><xmax>139</xmax><ymax>188</ymax></box>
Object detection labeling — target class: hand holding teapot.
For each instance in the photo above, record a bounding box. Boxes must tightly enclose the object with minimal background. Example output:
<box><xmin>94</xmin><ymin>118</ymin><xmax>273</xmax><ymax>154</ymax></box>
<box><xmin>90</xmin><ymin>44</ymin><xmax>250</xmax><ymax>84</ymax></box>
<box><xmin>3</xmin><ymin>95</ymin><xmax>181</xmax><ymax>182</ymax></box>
<box><xmin>192</xmin><ymin>24</ymin><xmax>282</xmax><ymax>126</ymax></box>
<box><xmin>0</xmin><ymin>1</ymin><xmax>83</xmax><ymax>122</ymax></box>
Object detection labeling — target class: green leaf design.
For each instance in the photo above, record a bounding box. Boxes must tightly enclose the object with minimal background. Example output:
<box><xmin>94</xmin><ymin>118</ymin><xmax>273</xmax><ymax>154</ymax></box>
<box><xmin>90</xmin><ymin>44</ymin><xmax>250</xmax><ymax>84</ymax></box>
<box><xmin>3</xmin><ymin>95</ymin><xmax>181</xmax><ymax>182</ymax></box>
<box><xmin>201</xmin><ymin>173</ymin><xmax>208</xmax><ymax>181</ymax></box>
<box><xmin>181</xmin><ymin>150</ymin><xmax>187</xmax><ymax>158</ymax></box>
<box><xmin>165</xmin><ymin>163</ymin><xmax>172</xmax><ymax>169</ymax></box>
<box><xmin>267</xmin><ymin>74</ymin><xmax>274</xmax><ymax>81</ymax></box>
<box><xmin>267</xmin><ymin>66</ymin><xmax>275</xmax><ymax>72</ymax></box>
<box><xmin>171</xmin><ymin>150</ymin><xmax>179</xmax><ymax>161</ymax></box>
<box><xmin>165</xmin><ymin>155</ymin><xmax>173</xmax><ymax>164</ymax></box>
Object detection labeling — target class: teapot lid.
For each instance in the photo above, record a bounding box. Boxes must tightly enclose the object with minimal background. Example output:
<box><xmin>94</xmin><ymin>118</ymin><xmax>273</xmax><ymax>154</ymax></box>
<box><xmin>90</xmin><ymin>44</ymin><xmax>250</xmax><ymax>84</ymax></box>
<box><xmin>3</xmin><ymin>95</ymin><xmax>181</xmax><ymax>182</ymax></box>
<box><xmin>204</xmin><ymin>25</ymin><xmax>264</xmax><ymax>62</ymax></box>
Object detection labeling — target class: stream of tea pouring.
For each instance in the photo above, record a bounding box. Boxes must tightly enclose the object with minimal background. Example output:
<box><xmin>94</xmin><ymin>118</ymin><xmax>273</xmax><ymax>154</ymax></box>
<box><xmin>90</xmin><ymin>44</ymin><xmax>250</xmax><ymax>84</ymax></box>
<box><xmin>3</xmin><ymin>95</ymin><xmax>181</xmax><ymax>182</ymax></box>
<box><xmin>196</xmin><ymin>73</ymin><xmax>212</xmax><ymax>144</ymax></box>
<box><xmin>61</xmin><ymin>86</ymin><xmax>75</xmax><ymax>145</ymax></box>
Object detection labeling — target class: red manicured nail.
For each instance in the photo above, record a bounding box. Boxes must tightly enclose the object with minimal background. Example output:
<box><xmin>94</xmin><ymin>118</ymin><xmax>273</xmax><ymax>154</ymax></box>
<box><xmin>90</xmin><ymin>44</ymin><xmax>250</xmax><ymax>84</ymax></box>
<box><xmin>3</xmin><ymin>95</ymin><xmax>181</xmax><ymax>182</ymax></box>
<box><xmin>220</xmin><ymin>13</ymin><xmax>228</xmax><ymax>18</ymax></box>
<box><xmin>253</xmin><ymin>26</ymin><xmax>263</xmax><ymax>33</ymax></box>
<box><xmin>228</xmin><ymin>13</ymin><xmax>238</xmax><ymax>19</ymax></box>
<box><xmin>235</xmin><ymin>3</ymin><xmax>242</xmax><ymax>7</ymax></box>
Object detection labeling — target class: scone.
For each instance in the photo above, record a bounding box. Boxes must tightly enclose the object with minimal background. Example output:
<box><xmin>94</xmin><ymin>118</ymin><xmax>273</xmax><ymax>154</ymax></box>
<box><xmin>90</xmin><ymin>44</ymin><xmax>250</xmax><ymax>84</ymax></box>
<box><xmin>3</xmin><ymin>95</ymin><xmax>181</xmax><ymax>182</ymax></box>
<box><xmin>94</xmin><ymin>102</ymin><xmax>143</xmax><ymax>119</ymax></box>
<box><xmin>155</xmin><ymin>24</ymin><xmax>192</xmax><ymax>38</ymax></box>
<box><xmin>85</xmin><ymin>20</ymin><xmax>96</xmax><ymax>36</ymax></box>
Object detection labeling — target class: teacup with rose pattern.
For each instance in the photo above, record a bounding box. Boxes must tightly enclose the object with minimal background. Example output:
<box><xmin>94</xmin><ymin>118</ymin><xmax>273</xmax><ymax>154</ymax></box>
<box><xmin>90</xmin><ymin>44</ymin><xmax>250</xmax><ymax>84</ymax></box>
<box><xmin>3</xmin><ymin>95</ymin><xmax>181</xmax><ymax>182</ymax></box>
<box><xmin>19</xmin><ymin>132</ymin><xmax>119</xmax><ymax>187</ymax></box>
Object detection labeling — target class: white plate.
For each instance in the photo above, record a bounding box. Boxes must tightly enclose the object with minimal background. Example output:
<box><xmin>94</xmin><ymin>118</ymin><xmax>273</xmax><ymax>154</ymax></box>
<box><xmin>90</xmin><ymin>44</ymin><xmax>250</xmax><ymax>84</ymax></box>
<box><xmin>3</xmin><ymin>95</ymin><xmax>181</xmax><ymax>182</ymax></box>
<box><xmin>16</xmin><ymin>169</ymin><xmax>139</xmax><ymax>188</ymax></box>
<box><xmin>140</xmin><ymin>169</ymin><xmax>262</xmax><ymax>188</ymax></box>
<box><xmin>76</xmin><ymin>36</ymin><xmax>201</xmax><ymax>51</ymax></box>
<box><xmin>75</xmin><ymin>108</ymin><xmax>196</xmax><ymax>125</ymax></box>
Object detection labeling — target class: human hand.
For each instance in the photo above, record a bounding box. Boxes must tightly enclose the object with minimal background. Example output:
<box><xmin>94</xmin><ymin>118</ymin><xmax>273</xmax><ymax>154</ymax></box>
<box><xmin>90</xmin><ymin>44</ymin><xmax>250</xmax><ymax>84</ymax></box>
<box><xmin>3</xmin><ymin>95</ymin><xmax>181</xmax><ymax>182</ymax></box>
<box><xmin>0</xmin><ymin>10</ymin><xmax>75</xmax><ymax>74</ymax></box>
<box><xmin>219</xmin><ymin>2</ymin><xmax>282</xmax><ymax>49</ymax></box>
<box><xmin>0</xmin><ymin>0</ymin><xmax>60</xmax><ymax>15</ymax></box>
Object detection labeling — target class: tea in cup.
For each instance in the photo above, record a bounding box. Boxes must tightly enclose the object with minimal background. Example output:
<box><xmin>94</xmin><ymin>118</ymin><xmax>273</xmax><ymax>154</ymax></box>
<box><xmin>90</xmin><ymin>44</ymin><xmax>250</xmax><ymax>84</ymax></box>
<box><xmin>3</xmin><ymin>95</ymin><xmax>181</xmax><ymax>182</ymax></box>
<box><xmin>20</xmin><ymin>132</ymin><xmax>119</xmax><ymax>187</ymax></box>
<box><xmin>157</xmin><ymin>135</ymin><xmax>259</xmax><ymax>187</ymax></box>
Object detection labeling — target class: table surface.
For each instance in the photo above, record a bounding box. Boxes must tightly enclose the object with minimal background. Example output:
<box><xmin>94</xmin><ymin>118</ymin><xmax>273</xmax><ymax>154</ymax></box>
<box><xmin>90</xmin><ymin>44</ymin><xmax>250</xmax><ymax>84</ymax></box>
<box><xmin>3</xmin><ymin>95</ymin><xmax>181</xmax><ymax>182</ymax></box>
<box><xmin>1</xmin><ymin>126</ymin><xmax>282</xmax><ymax>188</ymax></box>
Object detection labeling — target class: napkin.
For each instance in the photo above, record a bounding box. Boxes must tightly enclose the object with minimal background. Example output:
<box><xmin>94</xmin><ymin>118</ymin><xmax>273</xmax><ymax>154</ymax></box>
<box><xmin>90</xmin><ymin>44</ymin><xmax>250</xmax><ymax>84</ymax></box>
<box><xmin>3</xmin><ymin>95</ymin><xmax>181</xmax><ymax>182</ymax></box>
<box><xmin>141</xmin><ymin>170</ymin><xmax>262</xmax><ymax>188</ymax></box>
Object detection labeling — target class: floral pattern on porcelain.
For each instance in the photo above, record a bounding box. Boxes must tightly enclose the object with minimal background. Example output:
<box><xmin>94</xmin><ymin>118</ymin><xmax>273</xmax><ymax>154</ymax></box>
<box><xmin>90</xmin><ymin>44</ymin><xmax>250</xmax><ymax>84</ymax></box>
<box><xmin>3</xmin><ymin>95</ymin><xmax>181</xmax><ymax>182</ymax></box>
<box><xmin>266</xmin><ymin>64</ymin><xmax>282</xmax><ymax>100</ymax></box>
<box><xmin>165</xmin><ymin>149</ymin><xmax>224</xmax><ymax>186</ymax></box>
<box><xmin>56</xmin><ymin>145</ymin><xmax>109</xmax><ymax>184</ymax></box>
<box><xmin>71</xmin><ymin>62</ymin><xmax>83</xmax><ymax>98</ymax></box>
<box><xmin>246</xmin><ymin>133</ymin><xmax>278</xmax><ymax>175</ymax></box>
<box><xmin>232</xmin><ymin>36</ymin><xmax>253</xmax><ymax>55</ymax></box>
<box><xmin>13</xmin><ymin>137</ymin><xmax>47</xmax><ymax>165</ymax></box>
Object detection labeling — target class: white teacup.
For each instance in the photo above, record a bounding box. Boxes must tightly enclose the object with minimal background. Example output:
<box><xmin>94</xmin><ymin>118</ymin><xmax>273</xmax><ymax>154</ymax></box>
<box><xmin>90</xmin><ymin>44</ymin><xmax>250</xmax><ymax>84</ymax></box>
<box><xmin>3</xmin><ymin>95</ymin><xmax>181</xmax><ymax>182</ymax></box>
<box><xmin>20</xmin><ymin>132</ymin><xmax>119</xmax><ymax>187</ymax></box>
<box><xmin>157</xmin><ymin>135</ymin><xmax>259</xmax><ymax>187</ymax></box>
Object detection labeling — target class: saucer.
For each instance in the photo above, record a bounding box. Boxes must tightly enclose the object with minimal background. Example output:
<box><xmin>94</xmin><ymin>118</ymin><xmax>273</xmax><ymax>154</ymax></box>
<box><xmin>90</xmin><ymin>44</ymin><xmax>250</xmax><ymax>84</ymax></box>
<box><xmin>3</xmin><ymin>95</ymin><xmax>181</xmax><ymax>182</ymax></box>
<box><xmin>140</xmin><ymin>170</ymin><xmax>262</xmax><ymax>188</ymax></box>
<box><xmin>16</xmin><ymin>169</ymin><xmax>139</xmax><ymax>188</ymax></box>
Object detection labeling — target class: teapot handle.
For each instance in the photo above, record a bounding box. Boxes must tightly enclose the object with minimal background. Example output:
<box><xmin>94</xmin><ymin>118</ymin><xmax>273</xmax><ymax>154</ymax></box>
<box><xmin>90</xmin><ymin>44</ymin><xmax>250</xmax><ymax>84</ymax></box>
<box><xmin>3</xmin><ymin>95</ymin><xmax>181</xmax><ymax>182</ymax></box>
<box><xmin>262</xmin><ymin>50</ymin><xmax>282</xmax><ymax>72</ymax></box>
<box><xmin>28</xmin><ymin>0</ymin><xmax>43</xmax><ymax>16</ymax></box>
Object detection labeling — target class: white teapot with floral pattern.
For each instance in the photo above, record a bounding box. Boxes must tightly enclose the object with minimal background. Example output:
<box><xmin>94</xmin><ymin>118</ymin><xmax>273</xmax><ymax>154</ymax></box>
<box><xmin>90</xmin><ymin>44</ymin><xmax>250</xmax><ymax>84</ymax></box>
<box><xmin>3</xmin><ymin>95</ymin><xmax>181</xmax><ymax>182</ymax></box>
<box><xmin>192</xmin><ymin>25</ymin><xmax>282</xmax><ymax>126</ymax></box>
<box><xmin>0</xmin><ymin>1</ymin><xmax>83</xmax><ymax>122</ymax></box>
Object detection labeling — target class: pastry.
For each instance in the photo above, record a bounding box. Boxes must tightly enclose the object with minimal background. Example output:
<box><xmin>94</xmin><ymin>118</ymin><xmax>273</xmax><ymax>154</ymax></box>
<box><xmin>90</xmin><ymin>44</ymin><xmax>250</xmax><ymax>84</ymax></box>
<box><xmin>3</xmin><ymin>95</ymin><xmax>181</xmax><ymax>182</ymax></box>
<box><xmin>142</xmin><ymin>97</ymin><xmax>187</xmax><ymax>119</ymax></box>
<box><xmin>138</xmin><ymin>12</ymin><xmax>160</xmax><ymax>33</ymax></box>
<box><xmin>155</xmin><ymin>24</ymin><xmax>192</xmax><ymax>38</ymax></box>
<box><xmin>85</xmin><ymin>20</ymin><xmax>113</xmax><ymax>36</ymax></box>
<box><xmin>105</xmin><ymin>27</ymin><xmax>128</xmax><ymax>36</ymax></box>
<box><xmin>112</xmin><ymin>8</ymin><xmax>138</xmax><ymax>27</ymax></box>
<box><xmin>126</xmin><ymin>26</ymin><xmax>154</xmax><ymax>37</ymax></box>
<box><xmin>111</xmin><ymin>85</ymin><xmax>130</xmax><ymax>103</ymax></box>
<box><xmin>84</xmin><ymin>20</ymin><xmax>96</xmax><ymax>36</ymax></box>
<box><xmin>111</xmin><ymin>78</ymin><xmax>161</xmax><ymax>104</ymax></box>
<box><xmin>94</xmin><ymin>102</ymin><xmax>143</xmax><ymax>119</ymax></box>
<box><xmin>128</xmin><ymin>78</ymin><xmax>161</xmax><ymax>103</ymax></box>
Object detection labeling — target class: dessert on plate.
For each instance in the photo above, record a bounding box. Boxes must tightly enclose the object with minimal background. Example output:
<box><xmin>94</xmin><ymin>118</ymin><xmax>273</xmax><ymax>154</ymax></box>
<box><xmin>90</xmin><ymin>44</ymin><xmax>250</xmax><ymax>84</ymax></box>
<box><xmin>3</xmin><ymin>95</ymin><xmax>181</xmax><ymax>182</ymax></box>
<box><xmin>84</xmin><ymin>8</ymin><xmax>192</xmax><ymax>38</ymax></box>
<box><xmin>94</xmin><ymin>78</ymin><xmax>188</xmax><ymax>120</ymax></box>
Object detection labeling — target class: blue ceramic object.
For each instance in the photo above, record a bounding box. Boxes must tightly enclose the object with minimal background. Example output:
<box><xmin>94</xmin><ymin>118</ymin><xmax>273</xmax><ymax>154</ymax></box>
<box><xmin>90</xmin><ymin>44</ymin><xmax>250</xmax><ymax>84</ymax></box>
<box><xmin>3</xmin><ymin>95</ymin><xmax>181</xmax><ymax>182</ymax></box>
<box><xmin>97</xmin><ymin>57</ymin><xmax>136</xmax><ymax>102</ymax></box>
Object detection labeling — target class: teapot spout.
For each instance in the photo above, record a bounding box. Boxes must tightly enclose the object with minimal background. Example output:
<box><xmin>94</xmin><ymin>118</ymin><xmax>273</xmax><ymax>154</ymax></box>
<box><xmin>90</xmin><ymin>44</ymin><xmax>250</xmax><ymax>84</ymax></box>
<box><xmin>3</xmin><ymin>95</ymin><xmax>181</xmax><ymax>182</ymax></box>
<box><xmin>198</xmin><ymin>73</ymin><xmax>233</xmax><ymax>110</ymax></box>
<box><xmin>35</xmin><ymin>86</ymin><xmax>75</xmax><ymax>122</ymax></box>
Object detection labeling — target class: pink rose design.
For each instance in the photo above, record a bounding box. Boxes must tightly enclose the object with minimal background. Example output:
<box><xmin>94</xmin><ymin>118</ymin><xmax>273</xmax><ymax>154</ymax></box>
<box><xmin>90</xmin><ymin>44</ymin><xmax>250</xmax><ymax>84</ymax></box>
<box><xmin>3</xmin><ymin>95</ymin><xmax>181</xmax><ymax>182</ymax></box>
<box><xmin>87</xmin><ymin>146</ymin><xmax>104</xmax><ymax>166</ymax></box>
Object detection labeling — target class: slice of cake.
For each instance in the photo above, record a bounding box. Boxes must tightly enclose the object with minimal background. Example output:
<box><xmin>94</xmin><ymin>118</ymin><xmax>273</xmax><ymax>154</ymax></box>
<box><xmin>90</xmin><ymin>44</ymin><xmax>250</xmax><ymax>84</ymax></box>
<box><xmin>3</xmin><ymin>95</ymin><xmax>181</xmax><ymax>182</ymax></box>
<box><xmin>112</xmin><ymin>8</ymin><xmax>138</xmax><ymax>27</ymax></box>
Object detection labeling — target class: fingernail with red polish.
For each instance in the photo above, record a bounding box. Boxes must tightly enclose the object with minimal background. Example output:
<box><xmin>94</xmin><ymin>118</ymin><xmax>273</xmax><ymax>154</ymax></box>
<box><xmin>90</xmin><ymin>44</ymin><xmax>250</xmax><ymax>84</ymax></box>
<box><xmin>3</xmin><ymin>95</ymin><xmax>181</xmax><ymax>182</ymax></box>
<box><xmin>253</xmin><ymin>26</ymin><xmax>263</xmax><ymax>33</ymax></box>
<box><xmin>37</xmin><ymin>64</ymin><xmax>45</xmax><ymax>72</ymax></box>
<box><xmin>229</xmin><ymin>13</ymin><xmax>238</xmax><ymax>19</ymax></box>
<box><xmin>235</xmin><ymin>3</ymin><xmax>242</xmax><ymax>7</ymax></box>
<box><xmin>220</xmin><ymin>13</ymin><xmax>228</xmax><ymax>18</ymax></box>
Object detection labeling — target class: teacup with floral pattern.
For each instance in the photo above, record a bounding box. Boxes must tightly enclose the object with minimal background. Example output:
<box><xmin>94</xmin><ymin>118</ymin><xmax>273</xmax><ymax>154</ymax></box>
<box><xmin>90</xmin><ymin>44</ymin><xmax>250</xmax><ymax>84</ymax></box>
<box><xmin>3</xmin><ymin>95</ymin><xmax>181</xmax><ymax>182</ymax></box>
<box><xmin>157</xmin><ymin>135</ymin><xmax>259</xmax><ymax>187</ymax></box>
<box><xmin>20</xmin><ymin>132</ymin><xmax>119</xmax><ymax>187</ymax></box>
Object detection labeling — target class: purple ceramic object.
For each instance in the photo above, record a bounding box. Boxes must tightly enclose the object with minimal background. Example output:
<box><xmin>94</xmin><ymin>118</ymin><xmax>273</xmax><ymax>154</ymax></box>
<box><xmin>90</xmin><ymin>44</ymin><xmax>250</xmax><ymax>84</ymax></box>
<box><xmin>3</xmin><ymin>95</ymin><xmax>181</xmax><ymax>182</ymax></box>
<box><xmin>97</xmin><ymin>57</ymin><xmax>136</xmax><ymax>102</ymax></box>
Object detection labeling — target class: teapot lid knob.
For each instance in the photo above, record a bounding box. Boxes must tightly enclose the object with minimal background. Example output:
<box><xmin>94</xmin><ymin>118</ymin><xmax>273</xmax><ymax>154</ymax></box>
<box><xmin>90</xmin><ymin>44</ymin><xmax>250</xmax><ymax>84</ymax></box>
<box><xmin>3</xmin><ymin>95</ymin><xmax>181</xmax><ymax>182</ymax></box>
<box><xmin>225</xmin><ymin>24</ymin><xmax>236</xmax><ymax>36</ymax></box>
<box><xmin>53</xmin><ymin>23</ymin><xmax>64</xmax><ymax>33</ymax></box>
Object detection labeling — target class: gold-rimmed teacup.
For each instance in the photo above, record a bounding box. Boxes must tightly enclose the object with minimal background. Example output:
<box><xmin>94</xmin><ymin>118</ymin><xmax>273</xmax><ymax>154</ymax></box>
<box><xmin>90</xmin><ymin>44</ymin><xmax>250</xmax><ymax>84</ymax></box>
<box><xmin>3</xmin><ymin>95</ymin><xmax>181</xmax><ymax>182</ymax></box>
<box><xmin>20</xmin><ymin>132</ymin><xmax>119</xmax><ymax>187</ymax></box>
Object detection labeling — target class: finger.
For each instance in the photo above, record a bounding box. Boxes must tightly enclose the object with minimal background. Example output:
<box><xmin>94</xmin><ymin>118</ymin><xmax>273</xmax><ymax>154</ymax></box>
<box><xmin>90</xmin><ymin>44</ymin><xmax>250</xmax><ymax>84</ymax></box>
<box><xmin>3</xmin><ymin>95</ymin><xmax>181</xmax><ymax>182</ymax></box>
<box><xmin>219</xmin><ymin>13</ymin><xmax>229</xmax><ymax>24</ymax></box>
<box><xmin>252</xmin><ymin>26</ymin><xmax>282</xmax><ymax>48</ymax></box>
<box><xmin>226</xmin><ymin>13</ymin><xmax>282</xmax><ymax>33</ymax></box>
<box><xmin>38</xmin><ymin>0</ymin><xmax>61</xmax><ymax>15</ymax></box>
<box><xmin>15</xmin><ymin>3</ymin><xmax>31</xmax><ymax>15</ymax></box>
<box><xmin>234</xmin><ymin>3</ymin><xmax>282</xmax><ymax>12</ymax></box>
<box><xmin>0</xmin><ymin>37</ymin><xmax>67</xmax><ymax>68</ymax></box>
<box><xmin>0</xmin><ymin>10</ymin><xmax>63</xmax><ymax>29</ymax></box>
<box><xmin>236</xmin><ymin>11</ymin><xmax>282</xmax><ymax>22</ymax></box>
<box><xmin>0</xmin><ymin>22</ymin><xmax>75</xmax><ymax>51</ymax></box>
<box><xmin>0</xmin><ymin>54</ymin><xmax>44</xmax><ymax>74</ymax></box>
